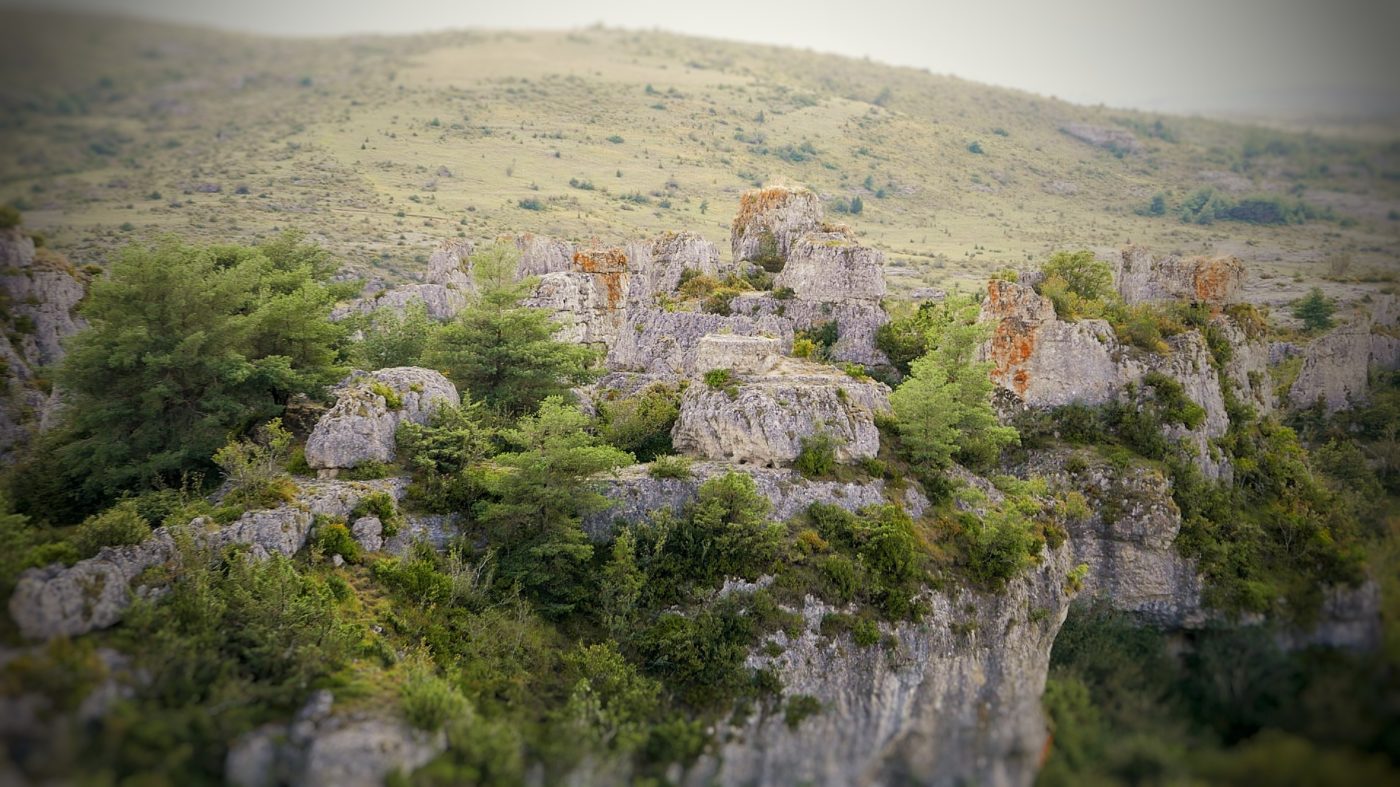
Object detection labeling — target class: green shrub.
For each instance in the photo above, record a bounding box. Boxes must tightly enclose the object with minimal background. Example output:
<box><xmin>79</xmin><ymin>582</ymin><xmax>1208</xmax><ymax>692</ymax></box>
<box><xmin>794</xmin><ymin>432</ymin><xmax>839</xmax><ymax>478</ymax></box>
<box><xmin>369</xmin><ymin>381</ymin><xmax>404</xmax><ymax>409</ymax></box>
<box><xmin>401</xmin><ymin>666</ymin><xmax>470</xmax><ymax>731</ymax></box>
<box><xmin>598</xmin><ymin>384</ymin><xmax>681</xmax><ymax>462</ymax></box>
<box><xmin>0</xmin><ymin>204</ymin><xmax>20</xmax><ymax>229</ymax></box>
<box><xmin>73</xmin><ymin>502</ymin><xmax>150</xmax><ymax>558</ymax></box>
<box><xmin>1143</xmin><ymin>372</ymin><xmax>1207</xmax><ymax>430</ymax></box>
<box><xmin>784</xmin><ymin>694</ymin><xmax>823</xmax><ymax>729</ymax></box>
<box><xmin>648</xmin><ymin>455</ymin><xmax>692</xmax><ymax>479</ymax></box>
<box><xmin>1291</xmin><ymin>288</ymin><xmax>1335</xmax><ymax>332</ymax></box>
<box><xmin>350</xmin><ymin>491</ymin><xmax>403</xmax><ymax>537</ymax></box>
<box><xmin>213</xmin><ymin>418</ymin><xmax>295</xmax><ymax>509</ymax></box>
<box><xmin>314</xmin><ymin>521</ymin><xmax>361</xmax><ymax>562</ymax></box>
<box><xmin>703</xmin><ymin>368</ymin><xmax>734</xmax><ymax>389</ymax></box>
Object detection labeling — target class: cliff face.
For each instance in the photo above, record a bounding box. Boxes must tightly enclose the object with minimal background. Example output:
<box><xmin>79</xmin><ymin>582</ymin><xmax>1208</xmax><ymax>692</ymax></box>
<box><xmin>977</xmin><ymin>279</ymin><xmax>1231</xmax><ymax>480</ymax></box>
<box><xmin>688</xmin><ymin>547</ymin><xmax>1076</xmax><ymax>787</ymax></box>
<box><xmin>0</xmin><ymin>227</ymin><xmax>86</xmax><ymax>461</ymax></box>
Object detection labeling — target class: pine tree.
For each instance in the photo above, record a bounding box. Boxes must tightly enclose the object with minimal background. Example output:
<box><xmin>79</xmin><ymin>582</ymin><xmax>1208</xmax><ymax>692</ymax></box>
<box><xmin>1292</xmin><ymin>287</ymin><xmax>1335</xmax><ymax>332</ymax></box>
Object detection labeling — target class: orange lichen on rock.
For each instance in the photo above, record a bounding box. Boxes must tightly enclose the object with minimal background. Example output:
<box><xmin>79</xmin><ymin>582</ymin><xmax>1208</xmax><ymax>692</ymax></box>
<box><xmin>572</xmin><ymin>248</ymin><xmax>629</xmax><ymax>307</ymax></box>
<box><xmin>1189</xmin><ymin>256</ymin><xmax>1244</xmax><ymax>304</ymax></box>
<box><xmin>731</xmin><ymin>186</ymin><xmax>805</xmax><ymax>234</ymax></box>
<box><xmin>986</xmin><ymin>322</ymin><xmax>1038</xmax><ymax>396</ymax></box>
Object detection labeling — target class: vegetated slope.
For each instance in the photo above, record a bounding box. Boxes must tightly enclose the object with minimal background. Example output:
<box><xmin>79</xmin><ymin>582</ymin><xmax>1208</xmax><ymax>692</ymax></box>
<box><xmin>2</xmin><ymin>9</ymin><xmax>1398</xmax><ymax>303</ymax></box>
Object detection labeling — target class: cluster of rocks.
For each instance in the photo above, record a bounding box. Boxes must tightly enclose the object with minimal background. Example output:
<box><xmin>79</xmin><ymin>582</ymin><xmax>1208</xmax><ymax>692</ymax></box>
<box><xmin>1286</xmin><ymin>294</ymin><xmax>1400</xmax><ymax>412</ymax></box>
<box><xmin>0</xmin><ymin>226</ymin><xmax>86</xmax><ymax>461</ymax></box>
<box><xmin>977</xmin><ymin>270</ymin><xmax>1233</xmax><ymax>480</ymax></box>
<box><xmin>304</xmin><ymin>367</ymin><xmax>459</xmax><ymax>477</ymax></box>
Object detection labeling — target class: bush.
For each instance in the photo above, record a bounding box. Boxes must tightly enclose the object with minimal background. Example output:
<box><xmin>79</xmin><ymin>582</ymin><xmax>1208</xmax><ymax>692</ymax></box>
<box><xmin>73</xmin><ymin>502</ymin><xmax>150</xmax><ymax>558</ymax></box>
<box><xmin>1041</xmin><ymin>251</ymin><xmax>1114</xmax><ymax>303</ymax></box>
<box><xmin>794</xmin><ymin>432</ymin><xmax>838</xmax><ymax>478</ymax></box>
<box><xmin>703</xmin><ymin>368</ymin><xmax>734</xmax><ymax>389</ymax></box>
<box><xmin>313</xmin><ymin>521</ymin><xmax>361</xmax><ymax>562</ymax></box>
<box><xmin>401</xmin><ymin>666</ymin><xmax>470</xmax><ymax>731</ymax></box>
<box><xmin>214</xmin><ymin>418</ymin><xmax>295</xmax><ymax>509</ymax></box>
<box><xmin>784</xmin><ymin>694</ymin><xmax>823</xmax><ymax>729</ymax></box>
<box><xmin>350</xmin><ymin>491</ymin><xmax>403</xmax><ymax>537</ymax></box>
<box><xmin>598</xmin><ymin>384</ymin><xmax>681</xmax><ymax>462</ymax></box>
<box><xmin>0</xmin><ymin>204</ymin><xmax>20</xmax><ymax>229</ymax></box>
<box><xmin>648</xmin><ymin>455</ymin><xmax>692</xmax><ymax>479</ymax></box>
<box><xmin>1291</xmin><ymin>288</ymin><xmax>1335</xmax><ymax>332</ymax></box>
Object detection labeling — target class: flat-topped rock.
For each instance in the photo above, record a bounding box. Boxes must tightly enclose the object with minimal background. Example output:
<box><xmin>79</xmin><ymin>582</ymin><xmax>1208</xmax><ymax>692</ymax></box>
<box><xmin>671</xmin><ymin>362</ymin><xmax>890</xmax><ymax>467</ymax></box>
<box><xmin>776</xmin><ymin>231</ymin><xmax>886</xmax><ymax>303</ymax></box>
<box><xmin>1116</xmin><ymin>245</ymin><xmax>1245</xmax><ymax>305</ymax></box>
<box><xmin>694</xmin><ymin>334</ymin><xmax>782</xmax><ymax>375</ymax></box>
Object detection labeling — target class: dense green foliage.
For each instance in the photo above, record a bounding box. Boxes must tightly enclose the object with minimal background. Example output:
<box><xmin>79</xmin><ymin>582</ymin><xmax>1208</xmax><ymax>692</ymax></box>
<box><xmin>596</xmin><ymin>383</ymin><xmax>682</xmax><ymax>462</ymax></box>
<box><xmin>889</xmin><ymin>298</ymin><xmax>1018</xmax><ymax>473</ymax></box>
<box><xmin>425</xmin><ymin>244</ymin><xmax>597</xmax><ymax>415</ymax></box>
<box><xmin>350</xmin><ymin>300</ymin><xmax>436</xmax><ymax>369</ymax></box>
<box><xmin>1040</xmin><ymin>602</ymin><xmax>1400</xmax><ymax>786</ymax></box>
<box><xmin>10</xmin><ymin>232</ymin><xmax>344</xmax><ymax>520</ymax></box>
<box><xmin>1291</xmin><ymin>287</ymin><xmax>1336</xmax><ymax>332</ymax></box>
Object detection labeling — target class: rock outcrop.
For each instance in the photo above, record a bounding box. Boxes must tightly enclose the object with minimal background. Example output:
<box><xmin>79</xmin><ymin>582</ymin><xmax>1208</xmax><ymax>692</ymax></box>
<box><xmin>1289</xmin><ymin>297</ymin><xmax>1400</xmax><ymax>413</ymax></box>
<box><xmin>582</xmin><ymin>461</ymin><xmax>929</xmax><ymax>540</ymax></box>
<box><xmin>226</xmin><ymin>690</ymin><xmax>445</xmax><ymax>787</ymax></box>
<box><xmin>332</xmin><ymin>239</ymin><xmax>474</xmax><ymax>321</ymax></box>
<box><xmin>524</xmin><ymin>247</ymin><xmax>631</xmax><ymax>347</ymax></box>
<box><xmin>7</xmin><ymin>479</ymin><xmax>408</xmax><ymax>640</ymax></box>
<box><xmin>671</xmin><ymin>353</ymin><xmax>890</xmax><ymax>467</ymax></box>
<box><xmin>1060</xmin><ymin>123</ymin><xmax>1143</xmax><ymax>155</ymax></box>
<box><xmin>730</xmin><ymin>186</ymin><xmax>823</xmax><ymax>264</ymax></box>
<box><xmin>775</xmin><ymin>231</ymin><xmax>886</xmax><ymax>303</ymax></box>
<box><xmin>305</xmin><ymin>367</ymin><xmax>459</xmax><ymax>475</ymax></box>
<box><xmin>1116</xmin><ymin>245</ymin><xmax>1244</xmax><ymax>306</ymax></box>
<box><xmin>624</xmin><ymin>231</ymin><xmax>726</xmax><ymax>306</ymax></box>
<box><xmin>979</xmin><ymin>279</ymin><xmax>1230</xmax><ymax>479</ymax></box>
<box><xmin>688</xmin><ymin>546</ymin><xmax>1076</xmax><ymax>787</ymax></box>
<box><xmin>606</xmin><ymin>309</ymin><xmax>794</xmax><ymax>375</ymax></box>
<box><xmin>0</xmin><ymin>227</ymin><xmax>86</xmax><ymax>461</ymax></box>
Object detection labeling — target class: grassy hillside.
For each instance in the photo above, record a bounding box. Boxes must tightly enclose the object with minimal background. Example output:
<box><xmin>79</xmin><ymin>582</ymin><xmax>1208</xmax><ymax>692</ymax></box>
<box><xmin>2</xmin><ymin>9</ymin><xmax>1398</xmax><ymax>307</ymax></box>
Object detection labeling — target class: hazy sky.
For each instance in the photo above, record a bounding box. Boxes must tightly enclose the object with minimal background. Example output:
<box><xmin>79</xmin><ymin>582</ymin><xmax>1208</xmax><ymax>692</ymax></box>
<box><xmin>13</xmin><ymin>0</ymin><xmax>1400</xmax><ymax>117</ymax></box>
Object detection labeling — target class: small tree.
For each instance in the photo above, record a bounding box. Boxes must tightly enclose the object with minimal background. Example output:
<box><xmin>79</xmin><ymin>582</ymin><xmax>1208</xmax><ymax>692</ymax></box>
<box><xmin>426</xmin><ymin>243</ymin><xmax>597</xmax><ymax>415</ymax></box>
<box><xmin>352</xmin><ymin>301</ymin><xmax>436</xmax><ymax>370</ymax></box>
<box><xmin>889</xmin><ymin>311</ymin><xmax>1018</xmax><ymax>473</ymax></box>
<box><xmin>1291</xmin><ymin>288</ymin><xmax>1335</xmax><ymax>332</ymax></box>
<box><xmin>1041</xmin><ymin>250</ymin><xmax>1114</xmax><ymax>302</ymax></box>
<box><xmin>213</xmin><ymin>418</ymin><xmax>294</xmax><ymax>507</ymax></box>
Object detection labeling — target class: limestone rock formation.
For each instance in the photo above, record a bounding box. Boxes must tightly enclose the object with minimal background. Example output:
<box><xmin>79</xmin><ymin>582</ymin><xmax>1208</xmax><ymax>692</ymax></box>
<box><xmin>776</xmin><ymin>231</ymin><xmax>886</xmax><ymax>303</ymax></box>
<box><xmin>524</xmin><ymin>247</ymin><xmax>630</xmax><ymax>347</ymax></box>
<box><xmin>331</xmin><ymin>238</ymin><xmax>474</xmax><ymax>321</ymax></box>
<box><xmin>671</xmin><ymin>354</ymin><xmax>890</xmax><ymax>467</ymax></box>
<box><xmin>979</xmin><ymin>279</ymin><xmax>1230</xmax><ymax>479</ymax></box>
<box><xmin>606</xmin><ymin>308</ymin><xmax>793</xmax><ymax>375</ymax></box>
<box><xmin>511</xmin><ymin>232</ymin><xmax>576</xmax><ymax>278</ymax></box>
<box><xmin>582</xmin><ymin>461</ymin><xmax>930</xmax><ymax>540</ymax></box>
<box><xmin>730</xmin><ymin>186</ymin><xmax>823</xmax><ymax>264</ymax></box>
<box><xmin>1289</xmin><ymin>297</ymin><xmax>1400</xmax><ymax>413</ymax></box>
<box><xmin>693</xmin><ymin>334</ymin><xmax>783</xmax><ymax>375</ymax></box>
<box><xmin>1116</xmin><ymin>245</ymin><xmax>1244</xmax><ymax>305</ymax></box>
<box><xmin>226</xmin><ymin>690</ymin><xmax>445</xmax><ymax>787</ymax></box>
<box><xmin>625</xmin><ymin>231</ymin><xmax>726</xmax><ymax>306</ymax></box>
<box><xmin>687</xmin><ymin>546</ymin><xmax>1076</xmax><ymax>787</ymax></box>
<box><xmin>305</xmin><ymin>367</ymin><xmax>459</xmax><ymax>475</ymax></box>
<box><xmin>1212</xmin><ymin>315</ymin><xmax>1277</xmax><ymax>414</ymax></box>
<box><xmin>7</xmin><ymin>479</ymin><xmax>407</xmax><ymax>640</ymax></box>
<box><xmin>0</xmin><ymin>226</ymin><xmax>87</xmax><ymax>461</ymax></box>
<box><xmin>979</xmin><ymin>279</ymin><xmax>1121</xmax><ymax>406</ymax></box>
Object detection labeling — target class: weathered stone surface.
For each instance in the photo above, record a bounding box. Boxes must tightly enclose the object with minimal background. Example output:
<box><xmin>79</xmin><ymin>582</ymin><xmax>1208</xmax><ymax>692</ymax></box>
<box><xmin>331</xmin><ymin>238</ymin><xmax>474</xmax><ymax>321</ymax></box>
<box><xmin>732</xmin><ymin>295</ymin><xmax>892</xmax><ymax>369</ymax></box>
<box><xmin>524</xmin><ymin>246</ymin><xmax>632</xmax><ymax>347</ymax></box>
<box><xmin>1289</xmin><ymin>320</ymin><xmax>1373</xmax><ymax>412</ymax></box>
<box><xmin>625</xmin><ymin>231</ymin><xmax>725</xmax><ymax>306</ymax></box>
<box><xmin>511</xmin><ymin>232</ymin><xmax>575</xmax><ymax>277</ymax></box>
<box><xmin>0</xmin><ymin>227</ymin><xmax>86</xmax><ymax>461</ymax></box>
<box><xmin>979</xmin><ymin>280</ymin><xmax>1230</xmax><ymax>480</ymax></box>
<box><xmin>1060</xmin><ymin>122</ymin><xmax>1142</xmax><ymax>154</ymax></box>
<box><xmin>687</xmin><ymin>546</ymin><xmax>1075</xmax><ymax>787</ymax></box>
<box><xmin>1212</xmin><ymin>315</ymin><xmax>1276</xmax><ymax>414</ymax></box>
<box><xmin>1116</xmin><ymin>245</ymin><xmax>1244</xmax><ymax>305</ymax></box>
<box><xmin>1015</xmin><ymin>450</ymin><xmax>1207</xmax><ymax>628</ymax></box>
<box><xmin>305</xmin><ymin>367</ymin><xmax>459</xmax><ymax>474</ymax></box>
<box><xmin>350</xmin><ymin>516</ymin><xmax>383</xmax><ymax>553</ymax></box>
<box><xmin>776</xmin><ymin>231</ymin><xmax>886</xmax><ymax>303</ymax></box>
<box><xmin>693</xmin><ymin>333</ymin><xmax>782</xmax><ymax>375</ymax></box>
<box><xmin>730</xmin><ymin>186</ymin><xmax>823</xmax><ymax>264</ymax></box>
<box><xmin>606</xmin><ymin>308</ymin><xmax>793</xmax><ymax>375</ymax></box>
<box><xmin>979</xmin><ymin>279</ymin><xmax>1120</xmax><ymax>406</ymax></box>
<box><xmin>7</xmin><ymin>479</ymin><xmax>407</xmax><ymax>640</ymax></box>
<box><xmin>671</xmin><ymin>361</ymin><xmax>889</xmax><ymax>467</ymax></box>
<box><xmin>582</xmin><ymin>461</ymin><xmax>929</xmax><ymax>540</ymax></box>
<box><xmin>226</xmin><ymin>690</ymin><xmax>445</xmax><ymax>787</ymax></box>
